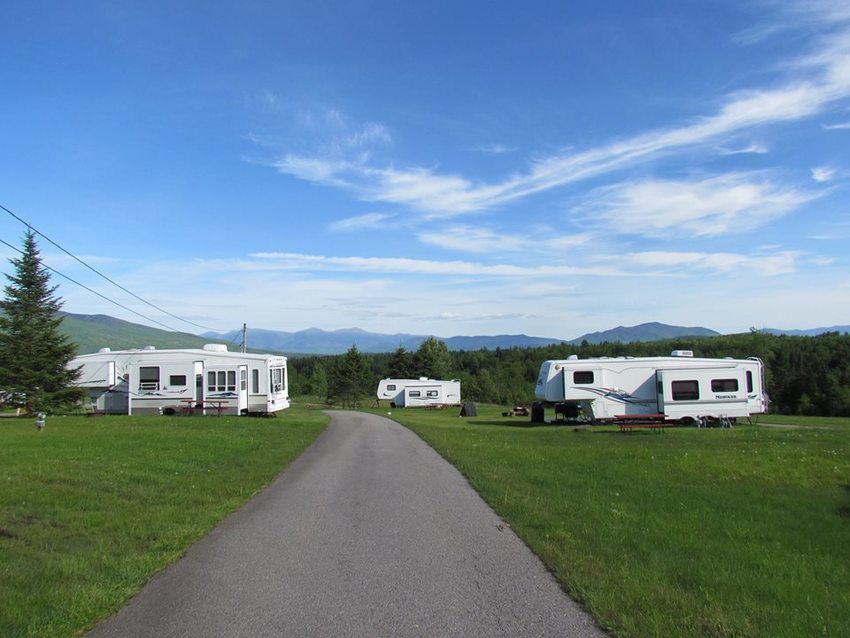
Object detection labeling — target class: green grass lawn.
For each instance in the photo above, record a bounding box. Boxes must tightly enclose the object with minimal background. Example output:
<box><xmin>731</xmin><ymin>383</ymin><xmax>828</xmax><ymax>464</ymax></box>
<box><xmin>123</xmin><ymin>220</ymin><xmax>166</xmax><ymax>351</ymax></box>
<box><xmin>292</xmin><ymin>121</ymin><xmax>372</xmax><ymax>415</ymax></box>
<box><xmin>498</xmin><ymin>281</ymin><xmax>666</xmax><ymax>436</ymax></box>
<box><xmin>0</xmin><ymin>405</ymin><xmax>328</xmax><ymax>638</ymax></box>
<box><xmin>380</xmin><ymin>406</ymin><xmax>850</xmax><ymax>638</ymax></box>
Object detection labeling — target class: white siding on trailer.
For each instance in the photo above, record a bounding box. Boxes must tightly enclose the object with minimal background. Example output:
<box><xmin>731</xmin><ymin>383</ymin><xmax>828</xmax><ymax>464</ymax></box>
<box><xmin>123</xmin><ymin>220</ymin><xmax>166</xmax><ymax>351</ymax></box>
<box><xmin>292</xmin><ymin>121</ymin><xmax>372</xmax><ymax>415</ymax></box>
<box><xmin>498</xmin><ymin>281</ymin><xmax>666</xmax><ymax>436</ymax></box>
<box><xmin>657</xmin><ymin>368</ymin><xmax>749</xmax><ymax>419</ymax></box>
<box><xmin>76</xmin><ymin>360</ymin><xmax>117</xmax><ymax>387</ymax></box>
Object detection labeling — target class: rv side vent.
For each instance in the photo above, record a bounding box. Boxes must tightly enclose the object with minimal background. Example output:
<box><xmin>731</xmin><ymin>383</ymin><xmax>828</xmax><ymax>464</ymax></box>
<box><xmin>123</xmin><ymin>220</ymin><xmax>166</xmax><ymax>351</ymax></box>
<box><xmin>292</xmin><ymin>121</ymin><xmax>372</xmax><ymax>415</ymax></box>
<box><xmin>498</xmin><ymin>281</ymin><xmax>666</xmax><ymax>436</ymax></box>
<box><xmin>671</xmin><ymin>350</ymin><xmax>694</xmax><ymax>357</ymax></box>
<box><xmin>203</xmin><ymin>344</ymin><xmax>228</xmax><ymax>352</ymax></box>
<box><xmin>98</xmin><ymin>347</ymin><xmax>111</xmax><ymax>353</ymax></box>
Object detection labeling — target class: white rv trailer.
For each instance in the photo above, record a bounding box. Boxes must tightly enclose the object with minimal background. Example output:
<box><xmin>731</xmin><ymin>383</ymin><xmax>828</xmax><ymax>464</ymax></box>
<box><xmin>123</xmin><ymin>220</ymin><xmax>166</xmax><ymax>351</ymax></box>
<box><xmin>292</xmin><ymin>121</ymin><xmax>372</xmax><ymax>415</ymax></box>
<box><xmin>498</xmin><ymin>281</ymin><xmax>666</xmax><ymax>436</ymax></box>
<box><xmin>535</xmin><ymin>350</ymin><xmax>768</xmax><ymax>423</ymax></box>
<box><xmin>70</xmin><ymin>344</ymin><xmax>290</xmax><ymax>415</ymax></box>
<box><xmin>376</xmin><ymin>378</ymin><xmax>461</xmax><ymax>408</ymax></box>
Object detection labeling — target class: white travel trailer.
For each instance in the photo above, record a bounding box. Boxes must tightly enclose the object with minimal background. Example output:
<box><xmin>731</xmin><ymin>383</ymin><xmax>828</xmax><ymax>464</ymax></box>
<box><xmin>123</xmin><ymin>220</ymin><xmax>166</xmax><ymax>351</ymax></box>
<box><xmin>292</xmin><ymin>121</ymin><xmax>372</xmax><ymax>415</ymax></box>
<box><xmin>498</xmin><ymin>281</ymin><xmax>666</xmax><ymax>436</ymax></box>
<box><xmin>376</xmin><ymin>378</ymin><xmax>461</xmax><ymax>408</ymax></box>
<box><xmin>535</xmin><ymin>351</ymin><xmax>768</xmax><ymax>423</ymax></box>
<box><xmin>70</xmin><ymin>344</ymin><xmax>290</xmax><ymax>415</ymax></box>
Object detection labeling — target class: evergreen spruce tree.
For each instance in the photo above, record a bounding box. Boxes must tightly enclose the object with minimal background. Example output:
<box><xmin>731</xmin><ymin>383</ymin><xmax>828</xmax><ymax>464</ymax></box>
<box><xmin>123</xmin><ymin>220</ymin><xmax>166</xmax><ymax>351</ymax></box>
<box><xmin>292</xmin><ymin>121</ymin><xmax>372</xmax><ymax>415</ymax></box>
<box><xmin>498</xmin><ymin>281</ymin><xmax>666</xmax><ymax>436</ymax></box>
<box><xmin>387</xmin><ymin>345</ymin><xmax>415</xmax><ymax>379</ymax></box>
<box><xmin>0</xmin><ymin>231</ymin><xmax>84</xmax><ymax>413</ymax></box>
<box><xmin>328</xmin><ymin>345</ymin><xmax>371</xmax><ymax>407</ymax></box>
<box><xmin>413</xmin><ymin>337</ymin><xmax>451</xmax><ymax>379</ymax></box>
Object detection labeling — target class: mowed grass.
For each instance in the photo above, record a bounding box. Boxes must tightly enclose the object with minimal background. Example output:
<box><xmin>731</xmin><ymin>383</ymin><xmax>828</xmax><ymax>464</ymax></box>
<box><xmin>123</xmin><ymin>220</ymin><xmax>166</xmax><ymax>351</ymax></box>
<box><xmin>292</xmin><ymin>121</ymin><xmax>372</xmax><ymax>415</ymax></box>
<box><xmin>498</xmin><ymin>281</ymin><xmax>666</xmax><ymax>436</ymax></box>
<box><xmin>0</xmin><ymin>405</ymin><xmax>328</xmax><ymax>638</ymax></box>
<box><xmin>382</xmin><ymin>406</ymin><xmax>850</xmax><ymax>638</ymax></box>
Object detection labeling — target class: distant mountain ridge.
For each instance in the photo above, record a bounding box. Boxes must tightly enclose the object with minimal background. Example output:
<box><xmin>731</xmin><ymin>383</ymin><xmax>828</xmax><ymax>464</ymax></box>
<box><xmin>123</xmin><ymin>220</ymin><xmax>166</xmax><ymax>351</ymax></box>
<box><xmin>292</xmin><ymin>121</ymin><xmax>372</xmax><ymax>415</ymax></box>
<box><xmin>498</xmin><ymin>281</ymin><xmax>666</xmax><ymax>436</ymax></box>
<box><xmin>571</xmin><ymin>322</ymin><xmax>720</xmax><ymax>344</ymax></box>
<box><xmin>60</xmin><ymin>312</ymin><xmax>840</xmax><ymax>357</ymax></box>
<box><xmin>58</xmin><ymin>312</ymin><xmax>229</xmax><ymax>354</ymax></box>
<box><xmin>201</xmin><ymin>327</ymin><xmax>566</xmax><ymax>355</ymax></box>
<box><xmin>201</xmin><ymin>321</ymin><xmax>721</xmax><ymax>354</ymax></box>
<box><xmin>761</xmin><ymin>325</ymin><xmax>850</xmax><ymax>336</ymax></box>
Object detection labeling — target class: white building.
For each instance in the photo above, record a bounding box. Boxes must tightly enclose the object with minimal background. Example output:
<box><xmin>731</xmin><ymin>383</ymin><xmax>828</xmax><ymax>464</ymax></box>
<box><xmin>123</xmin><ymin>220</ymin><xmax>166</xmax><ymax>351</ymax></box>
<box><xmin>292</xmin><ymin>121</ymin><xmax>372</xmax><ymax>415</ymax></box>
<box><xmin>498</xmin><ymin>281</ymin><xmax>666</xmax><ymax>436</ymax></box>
<box><xmin>70</xmin><ymin>344</ymin><xmax>289</xmax><ymax>415</ymax></box>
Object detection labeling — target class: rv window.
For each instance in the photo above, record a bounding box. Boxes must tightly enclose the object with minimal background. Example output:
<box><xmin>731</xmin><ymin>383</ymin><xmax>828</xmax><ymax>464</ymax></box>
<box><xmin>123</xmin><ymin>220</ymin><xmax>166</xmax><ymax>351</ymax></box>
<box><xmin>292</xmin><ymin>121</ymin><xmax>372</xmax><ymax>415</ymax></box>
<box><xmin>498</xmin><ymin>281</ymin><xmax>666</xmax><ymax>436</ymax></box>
<box><xmin>270</xmin><ymin>367</ymin><xmax>284</xmax><ymax>393</ymax></box>
<box><xmin>671</xmin><ymin>380</ymin><xmax>699</xmax><ymax>401</ymax></box>
<box><xmin>573</xmin><ymin>371</ymin><xmax>594</xmax><ymax>384</ymax></box>
<box><xmin>387</xmin><ymin>384</ymin><xmax>396</xmax><ymax>391</ymax></box>
<box><xmin>252</xmin><ymin>369</ymin><xmax>259</xmax><ymax>394</ymax></box>
<box><xmin>169</xmin><ymin>375</ymin><xmax>187</xmax><ymax>386</ymax></box>
<box><xmin>409</xmin><ymin>391</ymin><xmax>421</xmax><ymax>397</ymax></box>
<box><xmin>139</xmin><ymin>367</ymin><xmax>159</xmax><ymax>382</ymax></box>
<box><xmin>711</xmin><ymin>378</ymin><xmax>739</xmax><ymax>392</ymax></box>
<box><xmin>240</xmin><ymin>369</ymin><xmax>247</xmax><ymax>391</ymax></box>
<box><xmin>426</xmin><ymin>390</ymin><xmax>439</xmax><ymax>397</ymax></box>
<box><xmin>207</xmin><ymin>370</ymin><xmax>236</xmax><ymax>393</ymax></box>
<box><xmin>746</xmin><ymin>371</ymin><xmax>753</xmax><ymax>393</ymax></box>
<box><xmin>139</xmin><ymin>367</ymin><xmax>160</xmax><ymax>390</ymax></box>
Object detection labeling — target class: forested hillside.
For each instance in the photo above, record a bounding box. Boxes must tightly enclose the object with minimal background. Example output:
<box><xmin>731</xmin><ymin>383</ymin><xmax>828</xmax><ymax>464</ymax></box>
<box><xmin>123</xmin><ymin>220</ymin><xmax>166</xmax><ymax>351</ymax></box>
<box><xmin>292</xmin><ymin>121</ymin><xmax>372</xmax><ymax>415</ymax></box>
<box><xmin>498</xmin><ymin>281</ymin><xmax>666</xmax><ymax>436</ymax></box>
<box><xmin>289</xmin><ymin>331</ymin><xmax>850</xmax><ymax>417</ymax></box>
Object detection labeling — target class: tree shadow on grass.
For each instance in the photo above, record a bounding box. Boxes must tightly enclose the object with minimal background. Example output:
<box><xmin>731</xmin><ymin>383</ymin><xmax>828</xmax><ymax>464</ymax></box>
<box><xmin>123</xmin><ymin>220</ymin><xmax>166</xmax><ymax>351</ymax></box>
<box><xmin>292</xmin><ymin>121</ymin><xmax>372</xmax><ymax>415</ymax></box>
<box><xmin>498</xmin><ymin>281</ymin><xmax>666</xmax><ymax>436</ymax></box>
<box><xmin>839</xmin><ymin>485</ymin><xmax>850</xmax><ymax>519</ymax></box>
<box><xmin>460</xmin><ymin>419</ymin><xmax>601</xmax><ymax>430</ymax></box>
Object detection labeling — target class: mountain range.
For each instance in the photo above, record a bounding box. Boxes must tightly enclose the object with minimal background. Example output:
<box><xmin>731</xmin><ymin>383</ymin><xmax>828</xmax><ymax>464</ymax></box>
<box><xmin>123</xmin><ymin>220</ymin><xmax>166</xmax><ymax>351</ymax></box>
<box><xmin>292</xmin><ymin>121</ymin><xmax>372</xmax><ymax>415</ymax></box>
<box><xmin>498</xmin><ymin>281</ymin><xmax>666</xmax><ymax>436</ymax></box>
<box><xmin>58</xmin><ymin>312</ymin><xmax>848</xmax><ymax>356</ymax></box>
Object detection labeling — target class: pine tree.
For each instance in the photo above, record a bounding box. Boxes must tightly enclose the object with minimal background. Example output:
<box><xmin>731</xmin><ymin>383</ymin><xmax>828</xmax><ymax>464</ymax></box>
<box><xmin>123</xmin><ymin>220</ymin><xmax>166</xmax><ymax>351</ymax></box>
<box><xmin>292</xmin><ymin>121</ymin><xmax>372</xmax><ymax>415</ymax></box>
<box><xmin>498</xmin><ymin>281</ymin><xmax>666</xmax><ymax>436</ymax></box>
<box><xmin>413</xmin><ymin>337</ymin><xmax>451</xmax><ymax>379</ymax></box>
<box><xmin>387</xmin><ymin>345</ymin><xmax>415</xmax><ymax>378</ymax></box>
<box><xmin>327</xmin><ymin>345</ymin><xmax>372</xmax><ymax>407</ymax></box>
<box><xmin>0</xmin><ymin>231</ymin><xmax>84</xmax><ymax>413</ymax></box>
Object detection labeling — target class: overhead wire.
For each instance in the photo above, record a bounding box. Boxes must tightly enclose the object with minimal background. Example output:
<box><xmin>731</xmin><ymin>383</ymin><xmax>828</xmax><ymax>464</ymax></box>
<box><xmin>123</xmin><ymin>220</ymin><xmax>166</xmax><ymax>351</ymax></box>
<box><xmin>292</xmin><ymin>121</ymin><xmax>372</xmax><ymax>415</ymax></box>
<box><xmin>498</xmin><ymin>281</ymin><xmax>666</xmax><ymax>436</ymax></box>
<box><xmin>0</xmin><ymin>236</ymin><xmax>186</xmax><ymax>332</ymax></box>
<box><xmin>0</xmin><ymin>202</ymin><xmax>228</xmax><ymax>333</ymax></box>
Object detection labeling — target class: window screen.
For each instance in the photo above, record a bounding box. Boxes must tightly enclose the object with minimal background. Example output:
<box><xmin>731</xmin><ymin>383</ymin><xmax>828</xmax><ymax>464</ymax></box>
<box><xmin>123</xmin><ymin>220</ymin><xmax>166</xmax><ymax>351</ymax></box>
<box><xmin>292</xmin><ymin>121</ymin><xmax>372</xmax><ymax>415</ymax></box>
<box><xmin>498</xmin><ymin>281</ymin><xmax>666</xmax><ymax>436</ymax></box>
<box><xmin>711</xmin><ymin>378</ymin><xmax>738</xmax><ymax>392</ymax></box>
<box><xmin>573</xmin><ymin>371</ymin><xmax>594</xmax><ymax>384</ymax></box>
<box><xmin>671</xmin><ymin>380</ymin><xmax>700</xmax><ymax>401</ymax></box>
<box><xmin>139</xmin><ymin>367</ymin><xmax>160</xmax><ymax>390</ymax></box>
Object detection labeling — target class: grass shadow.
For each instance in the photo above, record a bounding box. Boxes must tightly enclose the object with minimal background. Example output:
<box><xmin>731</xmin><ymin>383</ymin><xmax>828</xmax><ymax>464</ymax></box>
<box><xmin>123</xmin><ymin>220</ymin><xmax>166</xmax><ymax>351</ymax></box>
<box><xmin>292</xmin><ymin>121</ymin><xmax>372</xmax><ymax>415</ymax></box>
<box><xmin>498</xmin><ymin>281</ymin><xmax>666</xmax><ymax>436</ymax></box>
<box><xmin>839</xmin><ymin>485</ymin><xmax>850</xmax><ymax>519</ymax></box>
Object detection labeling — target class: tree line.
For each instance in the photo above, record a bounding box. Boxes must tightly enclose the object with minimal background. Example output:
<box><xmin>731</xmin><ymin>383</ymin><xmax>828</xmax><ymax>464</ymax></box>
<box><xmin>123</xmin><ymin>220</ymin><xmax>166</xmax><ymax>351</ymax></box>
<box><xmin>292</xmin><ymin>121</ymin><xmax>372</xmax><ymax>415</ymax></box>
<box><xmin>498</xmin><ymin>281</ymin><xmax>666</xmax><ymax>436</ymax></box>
<box><xmin>289</xmin><ymin>331</ymin><xmax>850</xmax><ymax>417</ymax></box>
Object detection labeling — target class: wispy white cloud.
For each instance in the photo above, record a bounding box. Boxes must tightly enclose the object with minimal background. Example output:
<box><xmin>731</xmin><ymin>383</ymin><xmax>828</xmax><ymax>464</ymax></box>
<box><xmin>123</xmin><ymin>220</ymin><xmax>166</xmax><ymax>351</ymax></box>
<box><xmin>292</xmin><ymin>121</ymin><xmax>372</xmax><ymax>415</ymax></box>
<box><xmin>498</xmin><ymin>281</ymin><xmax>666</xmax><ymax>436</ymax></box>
<box><xmin>619</xmin><ymin>250</ymin><xmax>800</xmax><ymax>276</ymax></box>
<box><xmin>249</xmin><ymin>251</ymin><xmax>628</xmax><ymax>277</ymax></box>
<box><xmin>822</xmin><ymin>120</ymin><xmax>850</xmax><ymax>129</ymax></box>
<box><xmin>811</xmin><ymin>165</ymin><xmax>838</xmax><ymax>182</ymax></box>
<box><xmin>716</xmin><ymin>142</ymin><xmax>770</xmax><ymax>155</ymax></box>
<box><xmin>266</xmin><ymin>6</ymin><xmax>850</xmax><ymax>218</ymax></box>
<box><xmin>583</xmin><ymin>173</ymin><xmax>816</xmax><ymax>238</ymax></box>
<box><xmin>329</xmin><ymin>212</ymin><xmax>394</xmax><ymax>232</ymax></box>
<box><xmin>473</xmin><ymin>144</ymin><xmax>517</xmax><ymax>155</ymax></box>
<box><xmin>418</xmin><ymin>225</ymin><xmax>592</xmax><ymax>254</ymax></box>
<box><xmin>423</xmin><ymin>311</ymin><xmax>533</xmax><ymax>322</ymax></box>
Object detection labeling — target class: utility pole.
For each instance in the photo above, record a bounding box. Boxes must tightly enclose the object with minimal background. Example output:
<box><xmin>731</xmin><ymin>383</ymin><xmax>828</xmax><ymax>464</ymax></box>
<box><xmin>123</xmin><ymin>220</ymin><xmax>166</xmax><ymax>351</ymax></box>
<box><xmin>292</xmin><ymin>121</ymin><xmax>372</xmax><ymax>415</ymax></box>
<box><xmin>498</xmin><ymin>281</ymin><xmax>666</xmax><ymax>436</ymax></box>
<box><xmin>242</xmin><ymin>323</ymin><xmax>247</xmax><ymax>353</ymax></box>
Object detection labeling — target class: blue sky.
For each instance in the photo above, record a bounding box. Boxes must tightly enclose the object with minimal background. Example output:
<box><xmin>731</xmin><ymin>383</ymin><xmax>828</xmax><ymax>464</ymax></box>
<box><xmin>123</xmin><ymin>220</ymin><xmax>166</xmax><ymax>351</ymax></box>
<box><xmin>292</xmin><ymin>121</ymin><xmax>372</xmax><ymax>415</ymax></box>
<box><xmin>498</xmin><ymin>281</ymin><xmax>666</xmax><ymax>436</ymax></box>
<box><xmin>1</xmin><ymin>1</ymin><xmax>848</xmax><ymax>340</ymax></box>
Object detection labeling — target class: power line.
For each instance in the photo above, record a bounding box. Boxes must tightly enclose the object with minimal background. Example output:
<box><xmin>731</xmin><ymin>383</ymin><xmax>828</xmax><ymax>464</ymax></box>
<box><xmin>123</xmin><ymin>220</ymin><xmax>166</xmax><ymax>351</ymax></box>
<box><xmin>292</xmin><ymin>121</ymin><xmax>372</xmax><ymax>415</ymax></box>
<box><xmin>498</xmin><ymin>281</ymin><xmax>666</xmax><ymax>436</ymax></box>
<box><xmin>0</xmin><ymin>236</ymin><xmax>186</xmax><ymax>332</ymax></box>
<box><xmin>1</xmin><ymin>202</ymin><xmax>227</xmax><ymax>333</ymax></box>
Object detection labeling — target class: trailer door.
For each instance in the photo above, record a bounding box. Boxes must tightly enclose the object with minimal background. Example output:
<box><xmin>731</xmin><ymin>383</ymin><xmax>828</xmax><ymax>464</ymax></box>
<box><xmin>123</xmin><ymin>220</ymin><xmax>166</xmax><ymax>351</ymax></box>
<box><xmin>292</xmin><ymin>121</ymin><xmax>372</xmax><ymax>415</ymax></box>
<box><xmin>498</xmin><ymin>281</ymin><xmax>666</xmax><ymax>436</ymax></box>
<box><xmin>238</xmin><ymin>365</ymin><xmax>248</xmax><ymax>414</ymax></box>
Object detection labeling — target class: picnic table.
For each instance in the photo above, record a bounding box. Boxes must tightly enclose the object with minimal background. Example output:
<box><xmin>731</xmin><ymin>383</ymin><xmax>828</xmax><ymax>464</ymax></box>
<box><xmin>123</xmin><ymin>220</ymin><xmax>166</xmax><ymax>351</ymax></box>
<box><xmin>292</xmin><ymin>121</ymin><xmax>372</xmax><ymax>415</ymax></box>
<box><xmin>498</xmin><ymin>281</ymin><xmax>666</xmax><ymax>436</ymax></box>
<box><xmin>615</xmin><ymin>413</ymin><xmax>673</xmax><ymax>433</ymax></box>
<box><xmin>179</xmin><ymin>399</ymin><xmax>230</xmax><ymax>416</ymax></box>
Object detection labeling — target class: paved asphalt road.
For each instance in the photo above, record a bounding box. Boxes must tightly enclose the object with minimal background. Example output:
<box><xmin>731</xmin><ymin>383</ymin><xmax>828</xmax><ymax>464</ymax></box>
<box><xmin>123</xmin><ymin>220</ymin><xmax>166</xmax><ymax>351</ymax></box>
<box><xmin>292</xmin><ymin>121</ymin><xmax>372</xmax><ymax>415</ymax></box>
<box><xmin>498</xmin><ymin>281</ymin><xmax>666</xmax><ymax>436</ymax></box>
<box><xmin>86</xmin><ymin>411</ymin><xmax>607</xmax><ymax>637</ymax></box>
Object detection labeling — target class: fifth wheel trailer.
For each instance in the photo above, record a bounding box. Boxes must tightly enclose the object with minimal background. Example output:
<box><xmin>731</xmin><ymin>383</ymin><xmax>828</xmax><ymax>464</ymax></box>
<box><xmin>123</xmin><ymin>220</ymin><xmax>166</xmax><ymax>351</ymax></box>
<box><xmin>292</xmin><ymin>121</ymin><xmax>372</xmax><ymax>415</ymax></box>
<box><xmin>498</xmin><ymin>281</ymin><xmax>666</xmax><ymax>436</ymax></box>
<box><xmin>69</xmin><ymin>344</ymin><xmax>290</xmax><ymax>415</ymax></box>
<box><xmin>534</xmin><ymin>351</ymin><xmax>768</xmax><ymax>423</ymax></box>
<box><xmin>376</xmin><ymin>378</ymin><xmax>461</xmax><ymax>407</ymax></box>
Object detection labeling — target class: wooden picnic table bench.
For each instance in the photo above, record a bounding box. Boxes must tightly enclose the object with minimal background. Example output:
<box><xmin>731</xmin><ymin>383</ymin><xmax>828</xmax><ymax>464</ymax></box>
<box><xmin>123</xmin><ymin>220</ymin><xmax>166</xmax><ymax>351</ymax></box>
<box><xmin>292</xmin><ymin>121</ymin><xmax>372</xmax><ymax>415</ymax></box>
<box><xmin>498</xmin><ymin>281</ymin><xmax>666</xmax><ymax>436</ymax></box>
<box><xmin>179</xmin><ymin>399</ymin><xmax>230</xmax><ymax>416</ymax></box>
<box><xmin>615</xmin><ymin>414</ymin><xmax>673</xmax><ymax>433</ymax></box>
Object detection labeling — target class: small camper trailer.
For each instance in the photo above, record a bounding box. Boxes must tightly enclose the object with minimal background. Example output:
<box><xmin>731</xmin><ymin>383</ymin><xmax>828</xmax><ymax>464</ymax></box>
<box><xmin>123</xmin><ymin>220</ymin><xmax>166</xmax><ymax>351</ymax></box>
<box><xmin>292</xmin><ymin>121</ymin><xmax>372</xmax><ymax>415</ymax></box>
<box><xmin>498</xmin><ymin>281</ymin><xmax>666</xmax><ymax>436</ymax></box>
<box><xmin>70</xmin><ymin>345</ymin><xmax>290</xmax><ymax>415</ymax></box>
<box><xmin>535</xmin><ymin>351</ymin><xmax>768</xmax><ymax>423</ymax></box>
<box><xmin>376</xmin><ymin>378</ymin><xmax>461</xmax><ymax>408</ymax></box>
